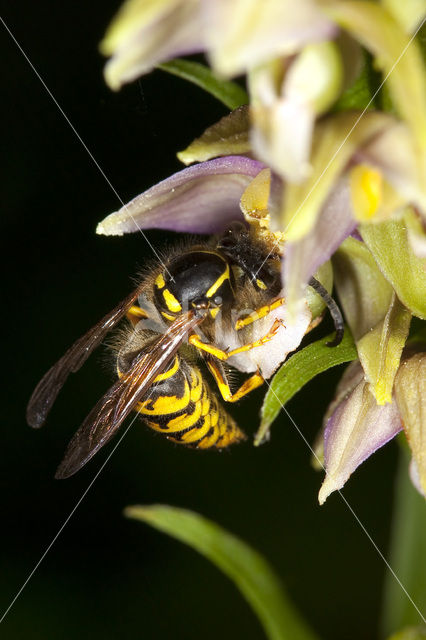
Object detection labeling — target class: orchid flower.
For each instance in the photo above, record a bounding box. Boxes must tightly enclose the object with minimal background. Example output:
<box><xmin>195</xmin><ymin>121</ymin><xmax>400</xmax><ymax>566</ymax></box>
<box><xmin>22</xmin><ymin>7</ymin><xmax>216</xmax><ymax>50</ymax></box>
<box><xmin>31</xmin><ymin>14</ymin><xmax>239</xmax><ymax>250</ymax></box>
<box><xmin>318</xmin><ymin>349</ymin><xmax>426</xmax><ymax>504</ymax></box>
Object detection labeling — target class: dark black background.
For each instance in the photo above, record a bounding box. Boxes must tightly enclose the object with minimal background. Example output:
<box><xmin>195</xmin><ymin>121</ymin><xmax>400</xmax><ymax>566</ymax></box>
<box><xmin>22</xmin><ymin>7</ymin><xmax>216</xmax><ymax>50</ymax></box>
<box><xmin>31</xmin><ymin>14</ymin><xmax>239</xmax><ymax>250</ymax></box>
<box><xmin>2</xmin><ymin>2</ymin><xmax>398</xmax><ymax>638</ymax></box>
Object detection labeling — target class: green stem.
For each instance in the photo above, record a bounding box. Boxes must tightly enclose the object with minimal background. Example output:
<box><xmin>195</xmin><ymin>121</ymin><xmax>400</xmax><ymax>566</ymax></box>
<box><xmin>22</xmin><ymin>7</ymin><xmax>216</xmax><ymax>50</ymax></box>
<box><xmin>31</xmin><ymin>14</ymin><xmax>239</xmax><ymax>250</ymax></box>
<box><xmin>381</xmin><ymin>441</ymin><xmax>426</xmax><ymax>637</ymax></box>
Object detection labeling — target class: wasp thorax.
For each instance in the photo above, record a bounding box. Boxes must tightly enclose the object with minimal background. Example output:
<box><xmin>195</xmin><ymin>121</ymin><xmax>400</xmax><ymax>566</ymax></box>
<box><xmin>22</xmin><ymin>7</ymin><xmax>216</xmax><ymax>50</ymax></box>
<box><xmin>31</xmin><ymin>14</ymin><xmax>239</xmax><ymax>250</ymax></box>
<box><xmin>154</xmin><ymin>250</ymin><xmax>235</xmax><ymax>320</ymax></box>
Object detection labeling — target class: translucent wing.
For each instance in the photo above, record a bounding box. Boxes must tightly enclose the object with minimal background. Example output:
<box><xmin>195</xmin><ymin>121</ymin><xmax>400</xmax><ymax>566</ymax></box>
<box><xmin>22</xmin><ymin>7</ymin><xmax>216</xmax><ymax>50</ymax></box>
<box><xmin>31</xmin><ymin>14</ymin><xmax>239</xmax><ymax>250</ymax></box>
<box><xmin>55</xmin><ymin>311</ymin><xmax>202</xmax><ymax>479</ymax></box>
<box><xmin>27</xmin><ymin>287</ymin><xmax>144</xmax><ymax>429</ymax></box>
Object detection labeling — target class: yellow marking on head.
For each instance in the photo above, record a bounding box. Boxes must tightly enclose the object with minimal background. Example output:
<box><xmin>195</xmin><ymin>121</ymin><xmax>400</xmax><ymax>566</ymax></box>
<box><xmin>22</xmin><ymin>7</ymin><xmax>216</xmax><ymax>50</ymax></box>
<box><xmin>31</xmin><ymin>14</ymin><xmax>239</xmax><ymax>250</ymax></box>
<box><xmin>163</xmin><ymin>288</ymin><xmax>182</xmax><ymax>312</ymax></box>
<box><xmin>206</xmin><ymin>264</ymin><xmax>230</xmax><ymax>298</ymax></box>
<box><xmin>256</xmin><ymin>278</ymin><xmax>268</xmax><ymax>290</ymax></box>
<box><xmin>209</xmin><ymin>307</ymin><xmax>220</xmax><ymax>319</ymax></box>
<box><xmin>161</xmin><ymin>311</ymin><xmax>176</xmax><ymax>321</ymax></box>
<box><xmin>155</xmin><ymin>273</ymin><xmax>165</xmax><ymax>289</ymax></box>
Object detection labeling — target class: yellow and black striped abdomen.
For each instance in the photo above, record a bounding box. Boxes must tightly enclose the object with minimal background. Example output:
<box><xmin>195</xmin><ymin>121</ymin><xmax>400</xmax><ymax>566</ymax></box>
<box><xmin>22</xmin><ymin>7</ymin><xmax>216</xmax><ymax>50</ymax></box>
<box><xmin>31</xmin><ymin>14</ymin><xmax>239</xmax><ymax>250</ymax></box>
<box><xmin>135</xmin><ymin>355</ymin><xmax>245</xmax><ymax>449</ymax></box>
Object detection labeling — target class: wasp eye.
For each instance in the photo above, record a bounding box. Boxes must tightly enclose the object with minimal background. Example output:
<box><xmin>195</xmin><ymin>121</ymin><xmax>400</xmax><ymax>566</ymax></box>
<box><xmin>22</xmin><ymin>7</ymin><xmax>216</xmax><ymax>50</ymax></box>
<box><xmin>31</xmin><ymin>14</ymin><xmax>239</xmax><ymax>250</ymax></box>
<box><xmin>214</xmin><ymin>295</ymin><xmax>223</xmax><ymax>306</ymax></box>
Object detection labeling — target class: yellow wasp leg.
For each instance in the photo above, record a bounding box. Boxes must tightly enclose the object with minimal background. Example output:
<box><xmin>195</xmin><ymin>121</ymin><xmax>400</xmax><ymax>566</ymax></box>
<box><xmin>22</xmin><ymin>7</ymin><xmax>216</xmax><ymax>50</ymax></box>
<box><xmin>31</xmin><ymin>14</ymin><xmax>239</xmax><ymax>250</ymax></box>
<box><xmin>126</xmin><ymin>305</ymin><xmax>149</xmax><ymax>327</ymax></box>
<box><xmin>189</xmin><ymin>318</ymin><xmax>283</xmax><ymax>361</ymax></box>
<box><xmin>235</xmin><ymin>297</ymin><xmax>285</xmax><ymax>330</ymax></box>
<box><xmin>206</xmin><ymin>360</ymin><xmax>264</xmax><ymax>403</ymax></box>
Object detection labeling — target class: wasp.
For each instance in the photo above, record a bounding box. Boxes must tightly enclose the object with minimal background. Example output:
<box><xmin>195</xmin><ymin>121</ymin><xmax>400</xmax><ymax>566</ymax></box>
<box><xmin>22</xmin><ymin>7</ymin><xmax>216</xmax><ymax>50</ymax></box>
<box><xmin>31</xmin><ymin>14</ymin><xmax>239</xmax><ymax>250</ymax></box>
<box><xmin>27</xmin><ymin>222</ymin><xmax>343</xmax><ymax>478</ymax></box>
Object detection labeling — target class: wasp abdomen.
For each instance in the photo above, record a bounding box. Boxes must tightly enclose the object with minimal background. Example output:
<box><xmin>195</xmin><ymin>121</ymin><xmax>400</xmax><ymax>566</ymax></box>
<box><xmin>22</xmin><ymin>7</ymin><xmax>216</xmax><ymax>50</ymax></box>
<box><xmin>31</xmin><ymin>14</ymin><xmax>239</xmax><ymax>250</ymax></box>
<box><xmin>135</xmin><ymin>355</ymin><xmax>245</xmax><ymax>449</ymax></box>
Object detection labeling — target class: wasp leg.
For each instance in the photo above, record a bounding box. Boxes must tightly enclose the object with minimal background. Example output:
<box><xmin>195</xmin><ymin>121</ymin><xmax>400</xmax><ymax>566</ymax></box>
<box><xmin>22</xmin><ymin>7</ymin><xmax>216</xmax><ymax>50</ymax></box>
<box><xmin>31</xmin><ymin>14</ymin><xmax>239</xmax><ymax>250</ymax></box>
<box><xmin>206</xmin><ymin>359</ymin><xmax>264</xmax><ymax>403</ymax></box>
<box><xmin>235</xmin><ymin>298</ymin><xmax>285</xmax><ymax>330</ymax></box>
<box><xmin>189</xmin><ymin>318</ymin><xmax>283</xmax><ymax>361</ymax></box>
<box><xmin>126</xmin><ymin>305</ymin><xmax>149</xmax><ymax>327</ymax></box>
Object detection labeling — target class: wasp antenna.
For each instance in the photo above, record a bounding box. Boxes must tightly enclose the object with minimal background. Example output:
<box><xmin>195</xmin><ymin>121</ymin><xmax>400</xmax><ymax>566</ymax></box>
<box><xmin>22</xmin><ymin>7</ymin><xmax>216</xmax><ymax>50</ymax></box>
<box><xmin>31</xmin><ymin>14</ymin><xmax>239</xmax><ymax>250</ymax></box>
<box><xmin>308</xmin><ymin>277</ymin><xmax>344</xmax><ymax>347</ymax></box>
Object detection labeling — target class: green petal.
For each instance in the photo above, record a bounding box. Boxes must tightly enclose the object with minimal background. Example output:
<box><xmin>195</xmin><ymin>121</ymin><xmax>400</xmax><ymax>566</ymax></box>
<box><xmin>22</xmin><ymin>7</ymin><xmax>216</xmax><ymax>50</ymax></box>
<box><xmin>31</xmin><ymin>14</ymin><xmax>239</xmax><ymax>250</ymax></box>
<box><xmin>326</xmin><ymin>2</ymin><xmax>426</xmax><ymax>171</ymax></box>
<box><xmin>159</xmin><ymin>58</ymin><xmax>248</xmax><ymax>110</ymax></box>
<box><xmin>255</xmin><ymin>329</ymin><xmax>357</xmax><ymax>446</ymax></box>
<box><xmin>360</xmin><ymin>209</ymin><xmax>426</xmax><ymax>319</ymax></box>
<box><xmin>358</xmin><ymin>294</ymin><xmax>411</xmax><ymax>404</ymax></box>
<box><xmin>125</xmin><ymin>505</ymin><xmax>318</xmax><ymax>640</ymax></box>
<box><xmin>177</xmin><ymin>106</ymin><xmax>250</xmax><ymax>165</ymax></box>
<box><xmin>281</xmin><ymin>111</ymin><xmax>389</xmax><ymax>241</ymax></box>
<box><xmin>333</xmin><ymin>237</ymin><xmax>411</xmax><ymax>403</ymax></box>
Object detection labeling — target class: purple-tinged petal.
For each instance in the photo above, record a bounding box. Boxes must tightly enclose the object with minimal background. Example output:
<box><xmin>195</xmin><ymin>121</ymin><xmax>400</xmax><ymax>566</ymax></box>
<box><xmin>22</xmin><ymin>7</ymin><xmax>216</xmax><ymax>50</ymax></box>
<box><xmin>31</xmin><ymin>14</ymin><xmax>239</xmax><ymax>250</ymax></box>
<box><xmin>283</xmin><ymin>176</ymin><xmax>356</xmax><ymax>309</ymax></box>
<box><xmin>318</xmin><ymin>380</ymin><xmax>402</xmax><ymax>504</ymax></box>
<box><xmin>102</xmin><ymin>0</ymin><xmax>204</xmax><ymax>90</ymax></box>
<box><xmin>96</xmin><ymin>157</ymin><xmax>266</xmax><ymax>236</ymax></box>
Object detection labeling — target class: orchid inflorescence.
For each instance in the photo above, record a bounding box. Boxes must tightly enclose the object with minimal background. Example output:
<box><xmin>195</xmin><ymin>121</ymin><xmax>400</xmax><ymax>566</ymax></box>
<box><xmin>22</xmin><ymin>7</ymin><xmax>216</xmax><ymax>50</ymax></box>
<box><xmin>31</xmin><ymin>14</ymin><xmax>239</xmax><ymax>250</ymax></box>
<box><xmin>97</xmin><ymin>0</ymin><xmax>426</xmax><ymax>504</ymax></box>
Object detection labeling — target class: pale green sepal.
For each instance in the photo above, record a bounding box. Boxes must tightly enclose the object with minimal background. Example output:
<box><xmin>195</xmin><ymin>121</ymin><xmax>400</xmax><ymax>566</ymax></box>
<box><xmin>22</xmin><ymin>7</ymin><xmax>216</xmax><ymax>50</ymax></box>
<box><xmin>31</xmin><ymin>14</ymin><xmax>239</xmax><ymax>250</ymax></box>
<box><xmin>281</xmin><ymin>112</ymin><xmax>388</xmax><ymax>241</ymax></box>
<box><xmin>382</xmin><ymin>0</ymin><xmax>426</xmax><ymax>33</ymax></box>
<box><xmin>159</xmin><ymin>59</ymin><xmax>248</xmax><ymax>110</ymax></box>
<box><xmin>326</xmin><ymin>2</ymin><xmax>426</xmax><ymax>173</ymax></box>
<box><xmin>285</xmin><ymin>41</ymin><xmax>343</xmax><ymax>116</ymax></box>
<box><xmin>360</xmin><ymin>210</ymin><xmax>426</xmax><ymax>319</ymax></box>
<box><xmin>333</xmin><ymin>236</ymin><xmax>411</xmax><ymax>403</ymax></box>
<box><xmin>333</xmin><ymin>236</ymin><xmax>394</xmax><ymax>339</ymax></box>
<box><xmin>177</xmin><ymin>106</ymin><xmax>250</xmax><ymax>165</ymax></box>
<box><xmin>255</xmin><ymin>329</ymin><xmax>357</xmax><ymax>446</ymax></box>
<box><xmin>125</xmin><ymin>504</ymin><xmax>319</xmax><ymax>640</ymax></box>
<box><xmin>357</xmin><ymin>294</ymin><xmax>412</xmax><ymax>404</ymax></box>
<box><xmin>394</xmin><ymin>353</ymin><xmax>426</xmax><ymax>496</ymax></box>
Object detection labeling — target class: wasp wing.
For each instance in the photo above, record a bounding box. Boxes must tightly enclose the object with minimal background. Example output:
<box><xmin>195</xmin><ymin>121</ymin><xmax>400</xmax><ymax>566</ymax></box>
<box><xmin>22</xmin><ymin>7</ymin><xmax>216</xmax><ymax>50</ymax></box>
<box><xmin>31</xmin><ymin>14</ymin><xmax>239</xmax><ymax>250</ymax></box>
<box><xmin>55</xmin><ymin>311</ymin><xmax>202</xmax><ymax>479</ymax></box>
<box><xmin>27</xmin><ymin>287</ymin><xmax>145</xmax><ymax>429</ymax></box>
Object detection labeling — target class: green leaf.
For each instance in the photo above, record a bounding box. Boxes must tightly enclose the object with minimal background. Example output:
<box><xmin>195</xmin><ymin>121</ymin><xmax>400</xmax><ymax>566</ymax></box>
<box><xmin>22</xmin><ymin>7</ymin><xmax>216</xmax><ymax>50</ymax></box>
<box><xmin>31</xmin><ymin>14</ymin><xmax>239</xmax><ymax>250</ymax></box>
<box><xmin>158</xmin><ymin>58</ymin><xmax>248</xmax><ymax>110</ymax></box>
<box><xmin>387</xmin><ymin>628</ymin><xmax>426</xmax><ymax>640</ymax></box>
<box><xmin>360</xmin><ymin>210</ymin><xmax>426</xmax><ymax>320</ymax></box>
<box><xmin>177</xmin><ymin>105</ymin><xmax>250</xmax><ymax>165</ymax></box>
<box><xmin>125</xmin><ymin>505</ymin><xmax>319</xmax><ymax>640</ymax></box>
<box><xmin>381</xmin><ymin>446</ymin><xmax>426</xmax><ymax>637</ymax></box>
<box><xmin>255</xmin><ymin>330</ymin><xmax>357</xmax><ymax>446</ymax></box>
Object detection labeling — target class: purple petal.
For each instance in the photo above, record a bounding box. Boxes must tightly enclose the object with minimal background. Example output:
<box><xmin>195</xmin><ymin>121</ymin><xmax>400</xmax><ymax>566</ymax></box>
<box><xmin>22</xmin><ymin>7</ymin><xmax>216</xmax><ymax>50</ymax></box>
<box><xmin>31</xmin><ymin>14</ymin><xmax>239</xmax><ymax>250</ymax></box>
<box><xmin>103</xmin><ymin>0</ymin><xmax>205</xmax><ymax>90</ymax></box>
<box><xmin>97</xmin><ymin>157</ymin><xmax>266</xmax><ymax>236</ymax></box>
<box><xmin>283</xmin><ymin>176</ymin><xmax>356</xmax><ymax>306</ymax></box>
<box><xmin>318</xmin><ymin>380</ymin><xmax>402</xmax><ymax>504</ymax></box>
